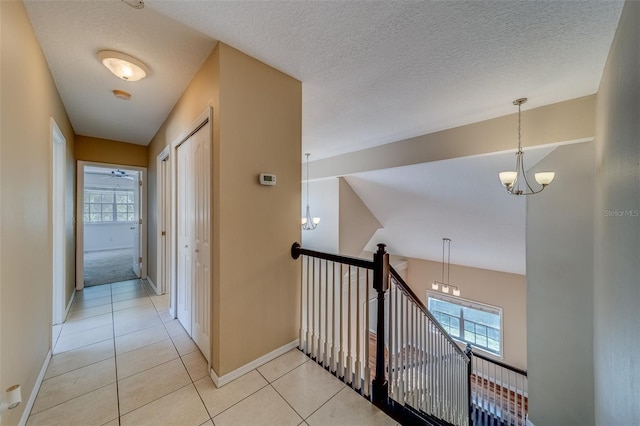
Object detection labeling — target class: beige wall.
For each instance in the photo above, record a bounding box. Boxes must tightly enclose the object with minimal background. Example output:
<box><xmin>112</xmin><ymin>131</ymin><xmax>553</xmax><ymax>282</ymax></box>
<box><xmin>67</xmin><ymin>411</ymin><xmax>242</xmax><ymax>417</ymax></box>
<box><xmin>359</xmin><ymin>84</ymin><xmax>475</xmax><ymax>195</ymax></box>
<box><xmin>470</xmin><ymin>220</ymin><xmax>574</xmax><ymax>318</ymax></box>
<box><xmin>216</xmin><ymin>44</ymin><xmax>301</xmax><ymax>375</ymax></box>
<box><xmin>147</xmin><ymin>43</ymin><xmax>220</xmax><ymax>291</ymax></box>
<box><xmin>311</xmin><ymin>95</ymin><xmax>596</xmax><ymax>180</ymax></box>
<box><xmin>594</xmin><ymin>1</ymin><xmax>640</xmax><ymax>424</ymax></box>
<box><xmin>76</xmin><ymin>135</ymin><xmax>148</xmax><ymax>167</ymax></box>
<box><xmin>338</xmin><ymin>177</ymin><xmax>381</xmax><ymax>257</ymax></box>
<box><xmin>147</xmin><ymin>42</ymin><xmax>301</xmax><ymax>376</ymax></box>
<box><xmin>0</xmin><ymin>2</ymin><xmax>75</xmax><ymax>424</ymax></box>
<box><xmin>405</xmin><ymin>257</ymin><xmax>527</xmax><ymax>369</ymax></box>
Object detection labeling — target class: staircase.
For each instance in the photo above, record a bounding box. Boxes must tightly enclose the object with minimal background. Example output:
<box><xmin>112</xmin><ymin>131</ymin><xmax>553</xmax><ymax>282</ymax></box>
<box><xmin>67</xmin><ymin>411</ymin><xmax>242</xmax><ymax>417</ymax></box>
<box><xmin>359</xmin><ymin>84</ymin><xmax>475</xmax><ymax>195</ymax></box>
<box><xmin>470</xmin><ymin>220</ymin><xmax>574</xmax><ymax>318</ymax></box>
<box><xmin>291</xmin><ymin>242</ymin><xmax>528</xmax><ymax>426</ymax></box>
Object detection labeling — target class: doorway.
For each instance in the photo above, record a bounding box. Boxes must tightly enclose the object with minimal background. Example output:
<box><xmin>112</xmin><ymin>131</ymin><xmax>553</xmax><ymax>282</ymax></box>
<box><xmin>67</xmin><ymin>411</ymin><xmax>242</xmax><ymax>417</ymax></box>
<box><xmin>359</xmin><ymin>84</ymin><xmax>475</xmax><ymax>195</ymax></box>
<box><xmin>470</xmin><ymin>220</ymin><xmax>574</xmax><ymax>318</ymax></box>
<box><xmin>76</xmin><ymin>162</ymin><xmax>147</xmax><ymax>290</ymax></box>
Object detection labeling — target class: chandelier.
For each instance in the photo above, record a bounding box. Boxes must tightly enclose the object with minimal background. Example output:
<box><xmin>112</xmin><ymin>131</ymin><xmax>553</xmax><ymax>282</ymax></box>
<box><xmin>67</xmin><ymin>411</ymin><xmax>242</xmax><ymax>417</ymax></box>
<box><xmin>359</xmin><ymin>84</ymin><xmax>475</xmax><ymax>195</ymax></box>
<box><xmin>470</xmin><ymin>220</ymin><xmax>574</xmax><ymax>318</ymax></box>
<box><xmin>431</xmin><ymin>238</ymin><xmax>460</xmax><ymax>297</ymax></box>
<box><xmin>301</xmin><ymin>153</ymin><xmax>320</xmax><ymax>230</ymax></box>
<box><xmin>498</xmin><ymin>98</ymin><xmax>555</xmax><ymax>195</ymax></box>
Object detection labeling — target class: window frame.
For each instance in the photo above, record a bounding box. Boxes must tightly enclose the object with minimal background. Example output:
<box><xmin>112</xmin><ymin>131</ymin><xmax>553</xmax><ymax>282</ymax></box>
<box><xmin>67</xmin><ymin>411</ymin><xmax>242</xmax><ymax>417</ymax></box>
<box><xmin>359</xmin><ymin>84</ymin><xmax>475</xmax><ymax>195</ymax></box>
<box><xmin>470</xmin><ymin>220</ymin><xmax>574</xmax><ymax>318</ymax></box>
<box><xmin>83</xmin><ymin>187</ymin><xmax>136</xmax><ymax>224</ymax></box>
<box><xmin>427</xmin><ymin>291</ymin><xmax>504</xmax><ymax>358</ymax></box>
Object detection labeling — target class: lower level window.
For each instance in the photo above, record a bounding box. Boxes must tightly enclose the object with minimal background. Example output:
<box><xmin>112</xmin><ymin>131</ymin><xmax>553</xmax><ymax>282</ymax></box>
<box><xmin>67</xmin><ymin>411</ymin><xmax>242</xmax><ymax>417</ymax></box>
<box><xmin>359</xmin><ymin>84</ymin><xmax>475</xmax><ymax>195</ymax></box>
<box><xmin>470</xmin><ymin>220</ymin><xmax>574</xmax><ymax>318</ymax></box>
<box><xmin>427</xmin><ymin>292</ymin><xmax>502</xmax><ymax>356</ymax></box>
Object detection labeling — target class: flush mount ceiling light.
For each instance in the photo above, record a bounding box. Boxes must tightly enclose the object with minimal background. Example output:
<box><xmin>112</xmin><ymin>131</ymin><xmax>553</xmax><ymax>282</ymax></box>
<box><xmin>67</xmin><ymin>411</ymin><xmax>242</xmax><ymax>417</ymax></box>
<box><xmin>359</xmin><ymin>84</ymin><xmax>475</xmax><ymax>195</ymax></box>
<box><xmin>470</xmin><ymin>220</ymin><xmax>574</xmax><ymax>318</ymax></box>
<box><xmin>301</xmin><ymin>153</ymin><xmax>320</xmax><ymax>231</ymax></box>
<box><xmin>498</xmin><ymin>98</ymin><xmax>555</xmax><ymax>195</ymax></box>
<box><xmin>98</xmin><ymin>50</ymin><xmax>149</xmax><ymax>82</ymax></box>
<box><xmin>431</xmin><ymin>238</ymin><xmax>461</xmax><ymax>297</ymax></box>
<box><xmin>122</xmin><ymin>0</ymin><xmax>144</xmax><ymax>9</ymax></box>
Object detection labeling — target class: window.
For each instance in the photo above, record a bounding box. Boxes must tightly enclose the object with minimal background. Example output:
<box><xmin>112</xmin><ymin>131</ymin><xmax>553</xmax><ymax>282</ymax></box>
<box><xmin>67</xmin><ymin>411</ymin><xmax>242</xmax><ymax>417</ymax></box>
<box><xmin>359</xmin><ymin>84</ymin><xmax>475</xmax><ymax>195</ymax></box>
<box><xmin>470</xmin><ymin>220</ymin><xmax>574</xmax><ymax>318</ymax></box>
<box><xmin>427</xmin><ymin>292</ymin><xmax>502</xmax><ymax>356</ymax></box>
<box><xmin>84</xmin><ymin>189</ymin><xmax>135</xmax><ymax>223</ymax></box>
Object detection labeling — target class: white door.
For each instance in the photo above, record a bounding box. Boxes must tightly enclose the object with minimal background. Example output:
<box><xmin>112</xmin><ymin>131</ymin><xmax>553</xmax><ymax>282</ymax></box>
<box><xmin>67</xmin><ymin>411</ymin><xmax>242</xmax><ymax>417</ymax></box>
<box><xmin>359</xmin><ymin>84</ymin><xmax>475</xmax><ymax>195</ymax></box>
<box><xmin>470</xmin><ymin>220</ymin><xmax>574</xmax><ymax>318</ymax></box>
<box><xmin>174</xmin><ymin>120</ymin><xmax>211</xmax><ymax>360</ymax></box>
<box><xmin>191</xmin><ymin>121</ymin><xmax>211</xmax><ymax>361</ymax></box>
<box><xmin>132</xmin><ymin>172</ymin><xmax>141</xmax><ymax>278</ymax></box>
<box><xmin>176</xmin><ymin>136</ymin><xmax>194</xmax><ymax>335</ymax></box>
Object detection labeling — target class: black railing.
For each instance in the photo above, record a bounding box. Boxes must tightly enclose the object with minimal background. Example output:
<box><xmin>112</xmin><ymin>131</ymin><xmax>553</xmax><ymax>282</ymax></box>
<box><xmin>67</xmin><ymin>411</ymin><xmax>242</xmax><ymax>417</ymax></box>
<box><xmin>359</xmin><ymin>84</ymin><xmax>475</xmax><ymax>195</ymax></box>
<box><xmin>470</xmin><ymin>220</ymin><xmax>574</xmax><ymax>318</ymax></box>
<box><xmin>468</xmin><ymin>350</ymin><xmax>528</xmax><ymax>426</ymax></box>
<box><xmin>292</xmin><ymin>242</ymin><xmax>471</xmax><ymax>425</ymax></box>
<box><xmin>291</xmin><ymin>242</ymin><xmax>528</xmax><ymax>426</ymax></box>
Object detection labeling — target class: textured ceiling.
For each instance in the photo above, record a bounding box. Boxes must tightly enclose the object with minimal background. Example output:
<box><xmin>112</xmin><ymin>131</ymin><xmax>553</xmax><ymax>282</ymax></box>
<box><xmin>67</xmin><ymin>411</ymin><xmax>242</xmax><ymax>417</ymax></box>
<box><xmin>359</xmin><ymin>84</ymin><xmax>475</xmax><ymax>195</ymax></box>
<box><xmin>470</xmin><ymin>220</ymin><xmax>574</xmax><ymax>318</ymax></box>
<box><xmin>148</xmin><ymin>0</ymin><xmax>623</xmax><ymax>159</ymax></box>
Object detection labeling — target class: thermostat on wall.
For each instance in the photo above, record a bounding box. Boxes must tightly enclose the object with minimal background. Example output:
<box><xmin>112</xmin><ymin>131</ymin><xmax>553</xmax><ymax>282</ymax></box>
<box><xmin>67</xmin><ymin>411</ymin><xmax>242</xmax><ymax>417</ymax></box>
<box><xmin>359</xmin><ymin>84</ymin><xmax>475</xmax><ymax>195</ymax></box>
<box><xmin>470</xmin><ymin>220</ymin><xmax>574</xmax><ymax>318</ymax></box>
<box><xmin>259</xmin><ymin>173</ymin><xmax>277</xmax><ymax>186</ymax></box>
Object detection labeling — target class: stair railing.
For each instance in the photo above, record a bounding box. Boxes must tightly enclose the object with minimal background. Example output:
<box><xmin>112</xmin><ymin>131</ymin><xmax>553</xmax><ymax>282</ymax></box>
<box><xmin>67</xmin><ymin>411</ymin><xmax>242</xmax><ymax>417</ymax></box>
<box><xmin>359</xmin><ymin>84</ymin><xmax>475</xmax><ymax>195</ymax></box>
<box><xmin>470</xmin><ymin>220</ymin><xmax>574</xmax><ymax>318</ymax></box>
<box><xmin>468</xmin><ymin>349</ymin><xmax>528</xmax><ymax>426</ymax></box>
<box><xmin>291</xmin><ymin>242</ymin><xmax>471</xmax><ymax>426</ymax></box>
<box><xmin>387</xmin><ymin>263</ymin><xmax>471</xmax><ymax>426</ymax></box>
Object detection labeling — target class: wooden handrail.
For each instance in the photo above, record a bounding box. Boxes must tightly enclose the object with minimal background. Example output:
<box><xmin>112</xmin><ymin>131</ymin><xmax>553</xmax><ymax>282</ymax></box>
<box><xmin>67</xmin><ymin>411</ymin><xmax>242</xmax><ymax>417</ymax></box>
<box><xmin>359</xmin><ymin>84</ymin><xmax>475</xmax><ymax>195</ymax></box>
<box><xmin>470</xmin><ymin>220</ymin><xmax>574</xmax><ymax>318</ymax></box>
<box><xmin>291</xmin><ymin>242</ymin><xmax>374</xmax><ymax>269</ymax></box>
<box><xmin>471</xmin><ymin>350</ymin><xmax>528</xmax><ymax>377</ymax></box>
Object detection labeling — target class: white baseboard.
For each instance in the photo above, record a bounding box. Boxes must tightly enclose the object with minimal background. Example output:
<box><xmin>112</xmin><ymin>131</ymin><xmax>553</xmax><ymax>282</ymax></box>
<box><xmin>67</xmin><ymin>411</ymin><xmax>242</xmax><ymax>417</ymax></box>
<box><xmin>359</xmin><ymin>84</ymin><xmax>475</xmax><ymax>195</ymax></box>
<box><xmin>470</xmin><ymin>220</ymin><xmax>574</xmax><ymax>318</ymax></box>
<box><xmin>210</xmin><ymin>340</ymin><xmax>299</xmax><ymax>388</ymax></box>
<box><xmin>145</xmin><ymin>277</ymin><xmax>161</xmax><ymax>295</ymax></box>
<box><xmin>19</xmin><ymin>350</ymin><xmax>52</xmax><ymax>426</ymax></box>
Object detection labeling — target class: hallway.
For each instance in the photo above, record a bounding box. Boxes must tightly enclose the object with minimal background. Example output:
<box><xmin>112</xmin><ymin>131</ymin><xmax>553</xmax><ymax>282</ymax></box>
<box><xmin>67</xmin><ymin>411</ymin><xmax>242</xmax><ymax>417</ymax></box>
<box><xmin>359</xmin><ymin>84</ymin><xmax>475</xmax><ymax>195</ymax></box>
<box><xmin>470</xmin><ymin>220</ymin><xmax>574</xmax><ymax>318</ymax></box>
<box><xmin>27</xmin><ymin>279</ymin><xmax>398</xmax><ymax>425</ymax></box>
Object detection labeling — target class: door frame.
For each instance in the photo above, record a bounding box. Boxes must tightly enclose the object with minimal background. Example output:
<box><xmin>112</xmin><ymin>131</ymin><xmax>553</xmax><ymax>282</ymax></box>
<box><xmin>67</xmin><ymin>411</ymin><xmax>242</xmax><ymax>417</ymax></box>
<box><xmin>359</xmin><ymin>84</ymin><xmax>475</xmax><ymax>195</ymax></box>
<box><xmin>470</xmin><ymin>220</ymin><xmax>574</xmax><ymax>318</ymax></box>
<box><xmin>155</xmin><ymin>145</ymin><xmax>171</xmax><ymax>296</ymax></box>
<box><xmin>51</xmin><ymin>118</ymin><xmax>67</xmax><ymax>325</ymax></box>
<box><xmin>168</xmin><ymin>107</ymin><xmax>212</xmax><ymax>351</ymax></box>
<box><xmin>76</xmin><ymin>161</ymin><xmax>148</xmax><ymax>290</ymax></box>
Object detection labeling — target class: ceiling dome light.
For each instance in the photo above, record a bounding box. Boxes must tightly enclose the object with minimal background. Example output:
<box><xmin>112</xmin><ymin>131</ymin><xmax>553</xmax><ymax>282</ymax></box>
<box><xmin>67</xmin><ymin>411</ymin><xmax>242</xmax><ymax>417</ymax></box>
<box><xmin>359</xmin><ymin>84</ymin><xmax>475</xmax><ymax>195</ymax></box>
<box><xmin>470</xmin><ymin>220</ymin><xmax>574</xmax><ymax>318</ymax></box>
<box><xmin>98</xmin><ymin>50</ymin><xmax>149</xmax><ymax>82</ymax></box>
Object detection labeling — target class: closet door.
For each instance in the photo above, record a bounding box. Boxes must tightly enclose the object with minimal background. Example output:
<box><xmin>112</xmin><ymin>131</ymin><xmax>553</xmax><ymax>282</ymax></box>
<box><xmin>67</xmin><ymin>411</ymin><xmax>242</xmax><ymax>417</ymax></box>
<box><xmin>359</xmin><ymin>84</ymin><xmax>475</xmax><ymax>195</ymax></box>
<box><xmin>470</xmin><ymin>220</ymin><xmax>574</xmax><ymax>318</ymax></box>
<box><xmin>176</xmin><ymin>136</ymin><xmax>194</xmax><ymax>335</ymax></box>
<box><xmin>191</xmin><ymin>121</ymin><xmax>211</xmax><ymax>362</ymax></box>
<box><xmin>175</xmin><ymin>120</ymin><xmax>211</xmax><ymax>362</ymax></box>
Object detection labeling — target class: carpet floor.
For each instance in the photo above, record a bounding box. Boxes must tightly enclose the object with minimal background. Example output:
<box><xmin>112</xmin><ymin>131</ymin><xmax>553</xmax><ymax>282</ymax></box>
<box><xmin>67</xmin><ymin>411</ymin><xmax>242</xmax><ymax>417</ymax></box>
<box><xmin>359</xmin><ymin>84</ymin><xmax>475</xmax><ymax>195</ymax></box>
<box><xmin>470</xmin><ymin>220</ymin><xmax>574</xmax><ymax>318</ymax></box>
<box><xmin>84</xmin><ymin>248</ymin><xmax>138</xmax><ymax>287</ymax></box>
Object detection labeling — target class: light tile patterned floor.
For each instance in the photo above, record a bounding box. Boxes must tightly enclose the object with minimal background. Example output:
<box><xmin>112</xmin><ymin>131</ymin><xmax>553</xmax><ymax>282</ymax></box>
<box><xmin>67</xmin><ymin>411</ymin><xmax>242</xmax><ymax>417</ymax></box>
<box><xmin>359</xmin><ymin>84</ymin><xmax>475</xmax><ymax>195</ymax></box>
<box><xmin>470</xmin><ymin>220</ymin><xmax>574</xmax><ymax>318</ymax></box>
<box><xmin>28</xmin><ymin>279</ymin><xmax>398</xmax><ymax>426</ymax></box>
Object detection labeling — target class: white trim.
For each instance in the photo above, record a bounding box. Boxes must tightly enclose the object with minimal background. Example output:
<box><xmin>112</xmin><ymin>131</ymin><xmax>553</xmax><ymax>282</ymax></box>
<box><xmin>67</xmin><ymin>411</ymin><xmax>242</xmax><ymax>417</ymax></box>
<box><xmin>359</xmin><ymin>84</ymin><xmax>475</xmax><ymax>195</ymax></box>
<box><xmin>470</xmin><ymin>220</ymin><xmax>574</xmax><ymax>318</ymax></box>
<box><xmin>146</xmin><ymin>277</ymin><xmax>161</xmax><ymax>296</ymax></box>
<box><xmin>51</xmin><ymin>117</ymin><xmax>66</xmax><ymax>325</ymax></box>
<box><xmin>156</xmin><ymin>145</ymin><xmax>170</xmax><ymax>296</ymax></box>
<box><xmin>526</xmin><ymin>418</ymin><xmax>535</xmax><ymax>426</ymax></box>
<box><xmin>210</xmin><ymin>340</ymin><xmax>299</xmax><ymax>388</ymax></box>
<box><xmin>18</xmin><ymin>350</ymin><xmax>52</xmax><ymax>426</ymax></box>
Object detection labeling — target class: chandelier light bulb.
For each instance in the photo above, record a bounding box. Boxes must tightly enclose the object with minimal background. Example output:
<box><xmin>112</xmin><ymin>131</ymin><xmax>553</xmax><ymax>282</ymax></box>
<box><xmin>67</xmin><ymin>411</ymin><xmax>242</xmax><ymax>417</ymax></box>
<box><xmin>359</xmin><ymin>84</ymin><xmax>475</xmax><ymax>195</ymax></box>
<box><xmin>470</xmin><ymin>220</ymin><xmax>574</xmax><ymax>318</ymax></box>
<box><xmin>432</xmin><ymin>281</ymin><xmax>439</xmax><ymax>290</ymax></box>
<box><xmin>452</xmin><ymin>287</ymin><xmax>461</xmax><ymax>297</ymax></box>
<box><xmin>534</xmin><ymin>172</ymin><xmax>555</xmax><ymax>186</ymax></box>
<box><xmin>441</xmin><ymin>285</ymin><xmax>450</xmax><ymax>294</ymax></box>
<box><xmin>499</xmin><ymin>171</ymin><xmax>517</xmax><ymax>187</ymax></box>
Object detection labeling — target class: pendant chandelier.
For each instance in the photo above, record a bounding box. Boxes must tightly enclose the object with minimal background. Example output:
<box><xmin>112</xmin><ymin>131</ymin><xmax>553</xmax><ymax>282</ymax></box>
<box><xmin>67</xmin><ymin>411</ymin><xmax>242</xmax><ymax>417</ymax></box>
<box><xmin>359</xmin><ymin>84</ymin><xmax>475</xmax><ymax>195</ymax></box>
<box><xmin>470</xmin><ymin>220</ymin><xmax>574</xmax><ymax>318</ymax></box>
<box><xmin>498</xmin><ymin>98</ymin><xmax>555</xmax><ymax>195</ymax></box>
<box><xmin>301</xmin><ymin>153</ymin><xmax>320</xmax><ymax>230</ymax></box>
<box><xmin>432</xmin><ymin>238</ymin><xmax>460</xmax><ymax>297</ymax></box>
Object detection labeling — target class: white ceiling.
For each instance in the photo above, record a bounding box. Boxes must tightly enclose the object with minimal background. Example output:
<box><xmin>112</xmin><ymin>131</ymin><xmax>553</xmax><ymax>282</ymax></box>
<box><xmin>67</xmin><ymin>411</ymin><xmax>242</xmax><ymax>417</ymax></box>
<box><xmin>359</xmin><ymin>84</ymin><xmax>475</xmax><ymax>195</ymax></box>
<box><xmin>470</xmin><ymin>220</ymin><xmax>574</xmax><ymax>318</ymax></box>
<box><xmin>346</xmin><ymin>148</ymin><xmax>556</xmax><ymax>275</ymax></box>
<box><xmin>24</xmin><ymin>0</ymin><xmax>622</xmax><ymax>273</ymax></box>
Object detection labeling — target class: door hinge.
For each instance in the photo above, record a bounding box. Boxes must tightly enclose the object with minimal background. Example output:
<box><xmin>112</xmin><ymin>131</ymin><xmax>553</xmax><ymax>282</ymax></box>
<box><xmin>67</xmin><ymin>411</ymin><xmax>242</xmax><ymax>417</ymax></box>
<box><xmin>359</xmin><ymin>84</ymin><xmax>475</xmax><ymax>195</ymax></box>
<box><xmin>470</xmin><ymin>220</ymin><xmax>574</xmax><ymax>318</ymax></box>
<box><xmin>139</xmin><ymin>257</ymin><xmax>142</xmax><ymax>263</ymax></box>
<box><xmin>139</xmin><ymin>218</ymin><xmax>143</xmax><ymax>225</ymax></box>
<box><xmin>139</xmin><ymin>180</ymin><xmax>143</xmax><ymax>187</ymax></box>
<box><xmin>161</xmin><ymin>231</ymin><xmax>166</xmax><ymax>236</ymax></box>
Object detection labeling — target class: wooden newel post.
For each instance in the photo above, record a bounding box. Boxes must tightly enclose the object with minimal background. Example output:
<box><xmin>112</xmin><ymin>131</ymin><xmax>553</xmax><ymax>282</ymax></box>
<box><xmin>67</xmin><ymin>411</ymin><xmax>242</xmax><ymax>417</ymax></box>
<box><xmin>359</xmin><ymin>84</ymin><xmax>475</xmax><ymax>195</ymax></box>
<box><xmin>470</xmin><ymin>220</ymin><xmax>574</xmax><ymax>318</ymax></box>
<box><xmin>465</xmin><ymin>343</ymin><xmax>473</xmax><ymax>425</ymax></box>
<box><xmin>372</xmin><ymin>243</ymin><xmax>389</xmax><ymax>406</ymax></box>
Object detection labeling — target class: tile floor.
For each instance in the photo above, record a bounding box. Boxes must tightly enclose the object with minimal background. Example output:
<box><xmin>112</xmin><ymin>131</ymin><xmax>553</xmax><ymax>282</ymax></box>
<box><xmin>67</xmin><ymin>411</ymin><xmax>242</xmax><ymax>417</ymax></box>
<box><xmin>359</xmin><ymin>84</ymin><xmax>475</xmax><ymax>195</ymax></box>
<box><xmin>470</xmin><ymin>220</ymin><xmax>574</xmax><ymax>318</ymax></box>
<box><xmin>28</xmin><ymin>279</ymin><xmax>398</xmax><ymax>426</ymax></box>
